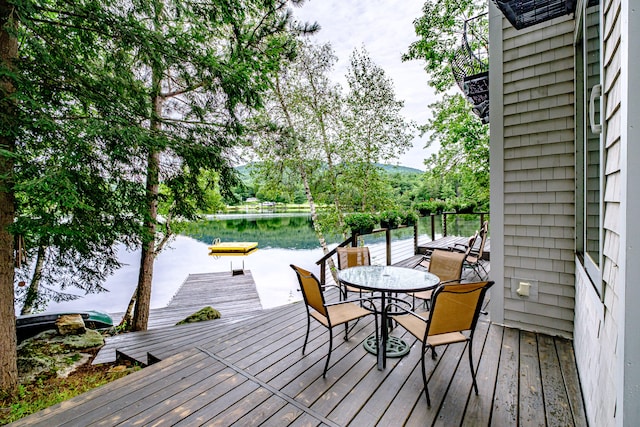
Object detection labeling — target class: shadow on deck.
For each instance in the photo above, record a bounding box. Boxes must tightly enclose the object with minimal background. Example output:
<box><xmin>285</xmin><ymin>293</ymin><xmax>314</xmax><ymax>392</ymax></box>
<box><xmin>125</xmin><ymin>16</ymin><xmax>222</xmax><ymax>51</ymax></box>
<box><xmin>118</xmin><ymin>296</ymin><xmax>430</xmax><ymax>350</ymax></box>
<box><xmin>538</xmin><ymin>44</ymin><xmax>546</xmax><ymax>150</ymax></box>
<box><xmin>13</xmin><ymin>284</ymin><xmax>587</xmax><ymax>426</ymax></box>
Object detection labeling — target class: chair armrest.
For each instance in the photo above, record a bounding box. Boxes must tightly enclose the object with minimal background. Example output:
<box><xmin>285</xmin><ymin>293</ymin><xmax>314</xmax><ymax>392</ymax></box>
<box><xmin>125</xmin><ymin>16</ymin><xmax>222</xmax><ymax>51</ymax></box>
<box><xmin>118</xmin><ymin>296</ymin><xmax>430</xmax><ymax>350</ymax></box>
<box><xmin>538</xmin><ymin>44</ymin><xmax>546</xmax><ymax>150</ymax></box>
<box><xmin>408</xmin><ymin>255</ymin><xmax>429</xmax><ymax>269</ymax></box>
<box><xmin>325</xmin><ymin>297</ymin><xmax>378</xmax><ymax>313</ymax></box>
<box><xmin>449</xmin><ymin>243</ymin><xmax>468</xmax><ymax>253</ymax></box>
<box><xmin>322</xmin><ymin>283</ymin><xmax>343</xmax><ymax>292</ymax></box>
<box><xmin>385</xmin><ymin>302</ymin><xmax>427</xmax><ymax>321</ymax></box>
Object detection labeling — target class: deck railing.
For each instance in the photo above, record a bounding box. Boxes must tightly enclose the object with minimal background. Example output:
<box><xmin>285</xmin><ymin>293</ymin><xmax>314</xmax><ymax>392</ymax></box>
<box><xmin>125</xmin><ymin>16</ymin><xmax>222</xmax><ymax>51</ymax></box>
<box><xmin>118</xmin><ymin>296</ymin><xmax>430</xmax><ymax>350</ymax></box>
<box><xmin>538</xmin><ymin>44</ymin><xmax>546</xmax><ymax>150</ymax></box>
<box><xmin>427</xmin><ymin>211</ymin><xmax>489</xmax><ymax>241</ymax></box>
<box><xmin>315</xmin><ymin>225</ymin><xmax>418</xmax><ymax>289</ymax></box>
<box><xmin>314</xmin><ymin>212</ymin><xmax>489</xmax><ymax>289</ymax></box>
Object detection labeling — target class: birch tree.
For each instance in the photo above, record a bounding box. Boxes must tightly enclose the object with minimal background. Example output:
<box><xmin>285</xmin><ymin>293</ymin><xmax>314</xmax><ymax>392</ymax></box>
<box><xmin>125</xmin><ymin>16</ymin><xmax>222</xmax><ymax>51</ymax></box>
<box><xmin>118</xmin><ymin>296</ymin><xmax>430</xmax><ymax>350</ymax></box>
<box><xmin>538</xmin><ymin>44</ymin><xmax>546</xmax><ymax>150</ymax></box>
<box><xmin>339</xmin><ymin>47</ymin><xmax>415</xmax><ymax>212</ymax></box>
<box><xmin>251</xmin><ymin>40</ymin><xmax>336</xmax><ymax>256</ymax></box>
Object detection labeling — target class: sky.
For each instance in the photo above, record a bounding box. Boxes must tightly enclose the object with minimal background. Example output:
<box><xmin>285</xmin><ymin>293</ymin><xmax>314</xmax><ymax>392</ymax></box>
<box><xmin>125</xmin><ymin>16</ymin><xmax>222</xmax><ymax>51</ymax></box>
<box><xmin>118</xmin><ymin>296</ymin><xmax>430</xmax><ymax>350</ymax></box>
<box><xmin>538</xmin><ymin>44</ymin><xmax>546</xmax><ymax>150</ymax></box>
<box><xmin>292</xmin><ymin>0</ymin><xmax>439</xmax><ymax>171</ymax></box>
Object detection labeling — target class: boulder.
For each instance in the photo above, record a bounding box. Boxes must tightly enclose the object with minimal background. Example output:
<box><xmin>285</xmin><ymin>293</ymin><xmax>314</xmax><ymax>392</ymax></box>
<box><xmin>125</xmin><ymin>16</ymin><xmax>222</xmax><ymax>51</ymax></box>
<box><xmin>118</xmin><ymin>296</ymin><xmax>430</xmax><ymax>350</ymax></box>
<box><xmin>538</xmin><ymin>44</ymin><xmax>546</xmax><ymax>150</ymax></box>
<box><xmin>56</xmin><ymin>314</ymin><xmax>86</xmax><ymax>336</ymax></box>
<box><xmin>176</xmin><ymin>306</ymin><xmax>221</xmax><ymax>325</ymax></box>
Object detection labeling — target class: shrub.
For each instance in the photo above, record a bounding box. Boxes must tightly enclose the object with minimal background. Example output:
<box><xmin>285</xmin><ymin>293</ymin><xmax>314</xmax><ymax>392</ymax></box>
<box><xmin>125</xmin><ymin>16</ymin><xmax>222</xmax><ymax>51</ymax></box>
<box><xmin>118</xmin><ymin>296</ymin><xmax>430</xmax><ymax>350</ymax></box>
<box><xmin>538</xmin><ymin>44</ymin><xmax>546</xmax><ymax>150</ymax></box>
<box><xmin>414</xmin><ymin>202</ymin><xmax>431</xmax><ymax>216</ymax></box>
<box><xmin>401</xmin><ymin>210</ymin><xmax>419</xmax><ymax>226</ymax></box>
<box><xmin>429</xmin><ymin>199</ymin><xmax>448</xmax><ymax>214</ymax></box>
<box><xmin>379</xmin><ymin>210</ymin><xmax>403</xmax><ymax>229</ymax></box>
<box><xmin>344</xmin><ymin>213</ymin><xmax>378</xmax><ymax>235</ymax></box>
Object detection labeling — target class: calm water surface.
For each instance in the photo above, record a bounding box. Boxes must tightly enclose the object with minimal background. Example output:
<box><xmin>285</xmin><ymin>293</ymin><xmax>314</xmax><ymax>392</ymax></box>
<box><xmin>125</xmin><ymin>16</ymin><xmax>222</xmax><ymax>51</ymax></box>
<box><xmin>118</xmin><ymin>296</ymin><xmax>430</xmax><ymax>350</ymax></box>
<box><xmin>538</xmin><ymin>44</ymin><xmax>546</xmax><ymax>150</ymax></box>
<box><xmin>43</xmin><ymin>213</ymin><xmax>479</xmax><ymax>314</ymax></box>
<box><xmin>45</xmin><ymin>214</ymin><xmax>333</xmax><ymax>314</ymax></box>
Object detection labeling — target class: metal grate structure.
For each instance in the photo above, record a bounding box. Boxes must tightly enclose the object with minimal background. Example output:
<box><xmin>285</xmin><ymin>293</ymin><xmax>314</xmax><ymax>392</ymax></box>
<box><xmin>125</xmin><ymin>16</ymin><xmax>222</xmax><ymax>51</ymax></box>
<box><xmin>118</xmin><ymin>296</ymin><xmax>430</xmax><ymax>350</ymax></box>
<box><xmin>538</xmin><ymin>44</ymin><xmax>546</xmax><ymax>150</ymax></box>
<box><xmin>493</xmin><ymin>0</ymin><xmax>576</xmax><ymax>30</ymax></box>
<box><xmin>451</xmin><ymin>13</ymin><xmax>490</xmax><ymax>124</ymax></box>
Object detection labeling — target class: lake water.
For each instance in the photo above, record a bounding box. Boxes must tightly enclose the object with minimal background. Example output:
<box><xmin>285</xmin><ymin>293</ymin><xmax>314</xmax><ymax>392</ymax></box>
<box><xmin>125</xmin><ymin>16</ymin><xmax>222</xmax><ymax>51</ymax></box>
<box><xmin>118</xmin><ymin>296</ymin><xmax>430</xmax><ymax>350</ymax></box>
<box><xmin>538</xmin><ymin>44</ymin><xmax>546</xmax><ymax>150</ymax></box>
<box><xmin>41</xmin><ymin>213</ymin><xmax>479</xmax><ymax>315</ymax></box>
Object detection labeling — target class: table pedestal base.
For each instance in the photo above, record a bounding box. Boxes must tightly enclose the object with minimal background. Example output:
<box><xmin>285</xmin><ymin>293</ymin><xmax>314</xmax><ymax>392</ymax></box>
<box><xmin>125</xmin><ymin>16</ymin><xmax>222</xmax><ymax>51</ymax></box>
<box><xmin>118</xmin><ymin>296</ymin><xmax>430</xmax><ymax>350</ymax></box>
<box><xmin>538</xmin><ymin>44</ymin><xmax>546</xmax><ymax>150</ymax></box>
<box><xmin>363</xmin><ymin>335</ymin><xmax>410</xmax><ymax>358</ymax></box>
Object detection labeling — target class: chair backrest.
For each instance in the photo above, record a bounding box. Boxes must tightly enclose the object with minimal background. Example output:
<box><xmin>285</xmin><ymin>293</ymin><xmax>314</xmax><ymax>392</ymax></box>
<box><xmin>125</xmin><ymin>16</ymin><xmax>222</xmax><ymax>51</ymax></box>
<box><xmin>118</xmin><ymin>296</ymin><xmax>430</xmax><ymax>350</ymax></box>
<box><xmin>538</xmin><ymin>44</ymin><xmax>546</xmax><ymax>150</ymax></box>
<box><xmin>427</xmin><ymin>281</ymin><xmax>494</xmax><ymax>337</ymax></box>
<box><xmin>429</xmin><ymin>249</ymin><xmax>465</xmax><ymax>283</ymax></box>
<box><xmin>336</xmin><ymin>246</ymin><xmax>371</xmax><ymax>270</ymax></box>
<box><xmin>474</xmin><ymin>221</ymin><xmax>489</xmax><ymax>259</ymax></box>
<box><xmin>463</xmin><ymin>231</ymin><xmax>479</xmax><ymax>256</ymax></box>
<box><xmin>290</xmin><ymin>264</ymin><xmax>327</xmax><ymax>317</ymax></box>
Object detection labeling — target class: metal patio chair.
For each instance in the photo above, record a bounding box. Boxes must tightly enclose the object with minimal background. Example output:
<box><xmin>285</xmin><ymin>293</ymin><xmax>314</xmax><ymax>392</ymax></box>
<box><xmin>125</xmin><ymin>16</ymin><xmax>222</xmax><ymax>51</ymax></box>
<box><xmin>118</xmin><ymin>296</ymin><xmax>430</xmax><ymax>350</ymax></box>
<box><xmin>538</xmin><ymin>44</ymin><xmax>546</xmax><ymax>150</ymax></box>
<box><xmin>410</xmin><ymin>249</ymin><xmax>466</xmax><ymax>310</ymax></box>
<box><xmin>390</xmin><ymin>280</ymin><xmax>494</xmax><ymax>406</ymax></box>
<box><xmin>290</xmin><ymin>264</ymin><xmax>377</xmax><ymax>378</ymax></box>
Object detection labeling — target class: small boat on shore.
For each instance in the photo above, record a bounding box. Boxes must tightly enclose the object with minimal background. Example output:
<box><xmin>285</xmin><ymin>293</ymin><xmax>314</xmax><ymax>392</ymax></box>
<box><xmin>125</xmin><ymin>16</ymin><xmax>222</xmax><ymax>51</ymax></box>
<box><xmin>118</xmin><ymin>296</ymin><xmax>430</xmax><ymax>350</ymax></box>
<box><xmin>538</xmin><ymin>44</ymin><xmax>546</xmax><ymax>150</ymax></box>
<box><xmin>16</xmin><ymin>310</ymin><xmax>113</xmax><ymax>343</ymax></box>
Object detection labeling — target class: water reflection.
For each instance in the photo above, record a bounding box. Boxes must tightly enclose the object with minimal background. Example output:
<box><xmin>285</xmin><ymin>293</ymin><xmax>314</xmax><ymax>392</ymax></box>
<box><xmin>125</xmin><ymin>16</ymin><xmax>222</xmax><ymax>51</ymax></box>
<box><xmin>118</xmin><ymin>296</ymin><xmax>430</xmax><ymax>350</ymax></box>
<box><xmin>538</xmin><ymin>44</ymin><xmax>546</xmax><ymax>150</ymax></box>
<box><xmin>42</xmin><ymin>213</ymin><xmax>483</xmax><ymax>315</ymax></box>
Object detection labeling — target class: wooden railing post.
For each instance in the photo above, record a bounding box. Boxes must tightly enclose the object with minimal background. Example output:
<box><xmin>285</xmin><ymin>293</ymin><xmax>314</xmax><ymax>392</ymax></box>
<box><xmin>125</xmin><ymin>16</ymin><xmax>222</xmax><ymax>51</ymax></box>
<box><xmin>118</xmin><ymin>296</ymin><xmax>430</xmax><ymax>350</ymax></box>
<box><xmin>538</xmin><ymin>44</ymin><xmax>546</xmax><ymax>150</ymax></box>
<box><xmin>414</xmin><ymin>223</ymin><xmax>418</xmax><ymax>255</ymax></box>
<box><xmin>443</xmin><ymin>213</ymin><xmax>448</xmax><ymax>237</ymax></box>
<box><xmin>385</xmin><ymin>228</ymin><xmax>392</xmax><ymax>265</ymax></box>
<box><xmin>430</xmin><ymin>214</ymin><xmax>435</xmax><ymax>241</ymax></box>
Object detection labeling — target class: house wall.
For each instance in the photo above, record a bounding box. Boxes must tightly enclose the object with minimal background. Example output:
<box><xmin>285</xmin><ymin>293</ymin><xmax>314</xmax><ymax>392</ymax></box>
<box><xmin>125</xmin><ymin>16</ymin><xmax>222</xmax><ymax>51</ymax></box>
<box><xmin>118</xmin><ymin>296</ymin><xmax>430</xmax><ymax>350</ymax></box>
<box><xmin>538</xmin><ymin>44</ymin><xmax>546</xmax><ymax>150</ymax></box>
<box><xmin>573</xmin><ymin>0</ymin><xmax>629</xmax><ymax>425</ymax></box>
<box><xmin>492</xmin><ymin>13</ymin><xmax>576</xmax><ymax>337</ymax></box>
<box><xmin>492</xmin><ymin>0</ymin><xmax>640</xmax><ymax>424</ymax></box>
<box><xmin>574</xmin><ymin>0</ymin><xmax>640</xmax><ymax>424</ymax></box>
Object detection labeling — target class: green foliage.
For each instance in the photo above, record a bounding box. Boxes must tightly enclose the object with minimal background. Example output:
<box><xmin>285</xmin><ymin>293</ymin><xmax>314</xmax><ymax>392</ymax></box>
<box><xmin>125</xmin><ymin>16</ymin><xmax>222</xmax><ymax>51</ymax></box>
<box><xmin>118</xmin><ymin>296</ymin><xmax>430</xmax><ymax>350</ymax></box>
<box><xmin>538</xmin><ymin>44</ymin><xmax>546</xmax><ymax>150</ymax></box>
<box><xmin>6</xmin><ymin>0</ymin><xmax>301</xmax><ymax>315</ymax></box>
<box><xmin>379</xmin><ymin>209</ymin><xmax>402</xmax><ymax>229</ymax></box>
<box><xmin>420</xmin><ymin>93</ymin><xmax>490</xmax><ymax>210</ymax></box>
<box><xmin>414</xmin><ymin>202</ymin><xmax>432</xmax><ymax>216</ymax></box>
<box><xmin>401</xmin><ymin>210</ymin><xmax>419</xmax><ymax>226</ymax></box>
<box><xmin>344</xmin><ymin>213</ymin><xmax>378</xmax><ymax>235</ymax></box>
<box><xmin>402</xmin><ymin>0</ymin><xmax>490</xmax><ymax>215</ymax></box>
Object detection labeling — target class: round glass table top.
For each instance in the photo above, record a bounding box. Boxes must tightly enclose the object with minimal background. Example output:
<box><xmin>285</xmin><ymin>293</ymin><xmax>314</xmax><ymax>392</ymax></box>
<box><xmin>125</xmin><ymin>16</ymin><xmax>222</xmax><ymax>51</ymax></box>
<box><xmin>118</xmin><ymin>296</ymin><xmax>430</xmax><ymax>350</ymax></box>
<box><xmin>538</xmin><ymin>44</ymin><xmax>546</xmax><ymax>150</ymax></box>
<box><xmin>337</xmin><ymin>265</ymin><xmax>439</xmax><ymax>293</ymax></box>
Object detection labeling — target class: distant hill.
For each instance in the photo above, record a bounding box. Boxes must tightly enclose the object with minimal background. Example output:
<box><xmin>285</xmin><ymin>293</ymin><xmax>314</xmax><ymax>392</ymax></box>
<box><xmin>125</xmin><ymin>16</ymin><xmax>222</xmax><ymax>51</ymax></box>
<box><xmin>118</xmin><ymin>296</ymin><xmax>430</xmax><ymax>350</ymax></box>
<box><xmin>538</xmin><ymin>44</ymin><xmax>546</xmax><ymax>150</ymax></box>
<box><xmin>377</xmin><ymin>164</ymin><xmax>423</xmax><ymax>174</ymax></box>
<box><xmin>235</xmin><ymin>162</ymin><xmax>423</xmax><ymax>177</ymax></box>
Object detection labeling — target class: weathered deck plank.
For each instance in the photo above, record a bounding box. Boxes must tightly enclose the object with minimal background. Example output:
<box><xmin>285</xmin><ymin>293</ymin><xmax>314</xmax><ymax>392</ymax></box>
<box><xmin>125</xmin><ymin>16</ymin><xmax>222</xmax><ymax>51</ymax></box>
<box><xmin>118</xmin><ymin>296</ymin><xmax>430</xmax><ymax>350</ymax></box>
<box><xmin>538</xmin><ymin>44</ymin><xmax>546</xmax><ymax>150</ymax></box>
<box><xmin>13</xmin><ymin>310</ymin><xmax>586</xmax><ymax>427</ymax></box>
<box><xmin>461</xmin><ymin>322</ymin><xmax>503</xmax><ymax>426</ymax></box>
<box><xmin>13</xmin><ymin>253</ymin><xmax>587</xmax><ymax>427</ymax></box>
<box><xmin>555</xmin><ymin>336</ymin><xmax>589</xmax><ymax>426</ymax></box>
<box><xmin>491</xmin><ymin>326</ymin><xmax>519</xmax><ymax>426</ymax></box>
<box><xmin>109</xmin><ymin>270</ymin><xmax>262</xmax><ymax>329</ymax></box>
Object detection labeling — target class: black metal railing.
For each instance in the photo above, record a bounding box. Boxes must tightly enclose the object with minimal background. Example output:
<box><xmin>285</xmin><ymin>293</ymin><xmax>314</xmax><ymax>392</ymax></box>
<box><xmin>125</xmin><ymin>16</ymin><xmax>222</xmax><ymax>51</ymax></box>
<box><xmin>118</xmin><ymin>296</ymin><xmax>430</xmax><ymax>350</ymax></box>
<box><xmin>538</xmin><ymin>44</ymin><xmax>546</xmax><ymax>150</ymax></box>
<box><xmin>314</xmin><ymin>212</ymin><xmax>489</xmax><ymax>288</ymax></box>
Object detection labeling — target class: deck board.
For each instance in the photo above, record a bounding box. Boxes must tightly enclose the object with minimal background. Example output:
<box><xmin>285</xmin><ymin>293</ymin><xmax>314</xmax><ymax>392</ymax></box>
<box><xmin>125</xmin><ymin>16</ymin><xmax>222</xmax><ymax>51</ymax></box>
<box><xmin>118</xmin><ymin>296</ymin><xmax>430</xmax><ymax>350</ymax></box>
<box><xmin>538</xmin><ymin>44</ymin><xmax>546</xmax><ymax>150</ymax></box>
<box><xmin>14</xmin><ymin>252</ymin><xmax>587</xmax><ymax>427</ymax></box>
<box><xmin>520</xmin><ymin>331</ymin><xmax>545</xmax><ymax>427</ymax></box>
<box><xmin>13</xmin><ymin>302</ymin><xmax>586</xmax><ymax>427</ymax></box>
<box><xmin>461</xmin><ymin>322</ymin><xmax>503</xmax><ymax>426</ymax></box>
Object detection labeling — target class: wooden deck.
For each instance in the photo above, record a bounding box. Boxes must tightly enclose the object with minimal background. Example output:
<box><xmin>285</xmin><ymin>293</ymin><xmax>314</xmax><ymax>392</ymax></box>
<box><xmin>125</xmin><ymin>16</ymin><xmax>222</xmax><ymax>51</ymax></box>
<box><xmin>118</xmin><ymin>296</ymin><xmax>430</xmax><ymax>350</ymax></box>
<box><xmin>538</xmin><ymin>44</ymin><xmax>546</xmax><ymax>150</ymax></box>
<box><xmin>14</xmin><ymin>286</ymin><xmax>586</xmax><ymax>426</ymax></box>
<box><xmin>418</xmin><ymin>236</ymin><xmax>490</xmax><ymax>261</ymax></box>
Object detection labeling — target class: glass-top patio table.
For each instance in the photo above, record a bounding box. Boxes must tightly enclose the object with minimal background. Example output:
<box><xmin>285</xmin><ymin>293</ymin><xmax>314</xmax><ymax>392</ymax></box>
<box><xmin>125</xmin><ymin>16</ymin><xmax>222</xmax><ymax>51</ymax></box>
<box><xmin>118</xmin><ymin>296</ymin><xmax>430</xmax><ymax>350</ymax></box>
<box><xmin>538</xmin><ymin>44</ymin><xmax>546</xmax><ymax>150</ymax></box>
<box><xmin>338</xmin><ymin>265</ymin><xmax>440</xmax><ymax>370</ymax></box>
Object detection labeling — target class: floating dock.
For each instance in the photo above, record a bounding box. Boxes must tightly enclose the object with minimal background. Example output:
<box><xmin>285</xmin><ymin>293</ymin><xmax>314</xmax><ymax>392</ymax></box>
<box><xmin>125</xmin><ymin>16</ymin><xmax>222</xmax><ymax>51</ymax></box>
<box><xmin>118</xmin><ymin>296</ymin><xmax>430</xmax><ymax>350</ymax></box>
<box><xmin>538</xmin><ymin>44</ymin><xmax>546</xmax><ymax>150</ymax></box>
<box><xmin>208</xmin><ymin>241</ymin><xmax>258</xmax><ymax>254</ymax></box>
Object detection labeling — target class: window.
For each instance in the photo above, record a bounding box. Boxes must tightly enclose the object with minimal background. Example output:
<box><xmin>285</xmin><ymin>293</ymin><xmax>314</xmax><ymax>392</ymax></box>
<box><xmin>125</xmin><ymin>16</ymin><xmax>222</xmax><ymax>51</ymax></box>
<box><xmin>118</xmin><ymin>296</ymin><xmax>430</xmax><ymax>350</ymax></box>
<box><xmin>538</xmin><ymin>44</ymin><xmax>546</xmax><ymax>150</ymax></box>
<box><xmin>575</xmin><ymin>0</ymin><xmax>602</xmax><ymax>295</ymax></box>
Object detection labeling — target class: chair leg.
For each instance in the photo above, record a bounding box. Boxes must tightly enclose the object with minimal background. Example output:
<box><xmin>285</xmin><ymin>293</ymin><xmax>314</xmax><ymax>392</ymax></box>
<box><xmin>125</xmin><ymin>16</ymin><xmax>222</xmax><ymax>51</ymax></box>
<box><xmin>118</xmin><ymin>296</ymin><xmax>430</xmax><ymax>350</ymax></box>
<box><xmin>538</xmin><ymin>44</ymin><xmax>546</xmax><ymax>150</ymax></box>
<box><xmin>478</xmin><ymin>261</ymin><xmax>489</xmax><ymax>279</ymax></box>
<box><xmin>323</xmin><ymin>328</ymin><xmax>333</xmax><ymax>378</ymax></box>
<box><xmin>421</xmin><ymin>342</ymin><xmax>432</xmax><ymax>407</ymax></box>
<box><xmin>302</xmin><ymin>316</ymin><xmax>311</xmax><ymax>355</ymax></box>
<box><xmin>468</xmin><ymin>339</ymin><xmax>479</xmax><ymax>395</ymax></box>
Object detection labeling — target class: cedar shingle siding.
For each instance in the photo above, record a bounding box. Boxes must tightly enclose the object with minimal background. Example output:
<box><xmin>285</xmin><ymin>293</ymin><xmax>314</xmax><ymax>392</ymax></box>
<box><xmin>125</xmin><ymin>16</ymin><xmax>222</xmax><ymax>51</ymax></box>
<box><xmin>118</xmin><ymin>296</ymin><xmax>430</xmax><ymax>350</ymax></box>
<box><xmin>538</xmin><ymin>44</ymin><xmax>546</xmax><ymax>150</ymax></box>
<box><xmin>500</xmin><ymin>16</ymin><xmax>576</xmax><ymax>336</ymax></box>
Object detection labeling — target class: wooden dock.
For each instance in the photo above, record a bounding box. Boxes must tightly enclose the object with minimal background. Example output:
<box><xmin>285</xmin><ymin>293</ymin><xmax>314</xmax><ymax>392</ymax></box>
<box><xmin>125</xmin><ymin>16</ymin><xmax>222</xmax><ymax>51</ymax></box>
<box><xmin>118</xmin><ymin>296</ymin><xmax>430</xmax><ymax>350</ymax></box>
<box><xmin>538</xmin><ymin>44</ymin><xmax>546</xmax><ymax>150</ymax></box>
<box><xmin>13</xmin><ymin>286</ymin><xmax>587</xmax><ymax>427</ymax></box>
<box><xmin>95</xmin><ymin>270</ymin><xmax>262</xmax><ymax>365</ymax></box>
